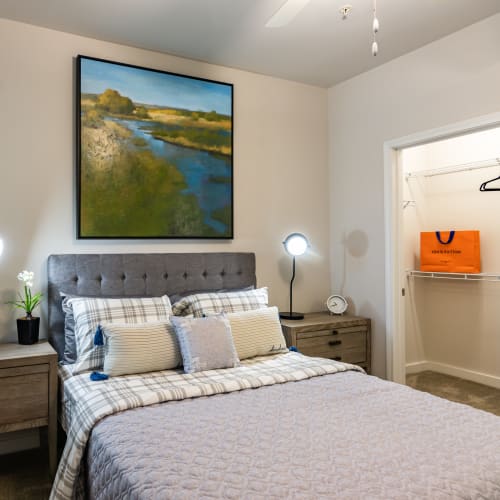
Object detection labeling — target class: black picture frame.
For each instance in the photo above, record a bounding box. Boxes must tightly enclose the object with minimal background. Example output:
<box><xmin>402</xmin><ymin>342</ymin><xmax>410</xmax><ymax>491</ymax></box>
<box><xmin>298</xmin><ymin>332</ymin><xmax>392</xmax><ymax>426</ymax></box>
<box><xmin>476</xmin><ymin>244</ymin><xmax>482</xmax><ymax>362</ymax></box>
<box><xmin>76</xmin><ymin>55</ymin><xmax>233</xmax><ymax>239</ymax></box>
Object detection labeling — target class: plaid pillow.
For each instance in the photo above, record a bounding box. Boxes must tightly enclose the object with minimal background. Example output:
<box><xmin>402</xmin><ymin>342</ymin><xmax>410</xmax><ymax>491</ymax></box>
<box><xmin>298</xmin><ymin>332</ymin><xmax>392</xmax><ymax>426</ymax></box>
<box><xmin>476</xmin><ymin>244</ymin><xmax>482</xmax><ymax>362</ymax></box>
<box><xmin>67</xmin><ymin>296</ymin><xmax>172</xmax><ymax>375</ymax></box>
<box><xmin>171</xmin><ymin>287</ymin><xmax>268</xmax><ymax>317</ymax></box>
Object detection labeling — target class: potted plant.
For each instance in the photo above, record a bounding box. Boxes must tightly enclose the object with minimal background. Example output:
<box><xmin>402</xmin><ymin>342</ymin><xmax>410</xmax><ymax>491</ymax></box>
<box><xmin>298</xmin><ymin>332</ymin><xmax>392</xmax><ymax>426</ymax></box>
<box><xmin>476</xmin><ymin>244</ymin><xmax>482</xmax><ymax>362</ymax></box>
<box><xmin>7</xmin><ymin>270</ymin><xmax>43</xmax><ymax>344</ymax></box>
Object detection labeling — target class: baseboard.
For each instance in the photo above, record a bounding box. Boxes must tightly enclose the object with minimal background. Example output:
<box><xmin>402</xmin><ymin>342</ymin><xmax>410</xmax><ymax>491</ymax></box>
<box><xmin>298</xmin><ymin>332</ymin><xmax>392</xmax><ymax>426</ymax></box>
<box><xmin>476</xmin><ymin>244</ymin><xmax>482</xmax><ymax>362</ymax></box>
<box><xmin>0</xmin><ymin>429</ymin><xmax>40</xmax><ymax>455</ymax></box>
<box><xmin>406</xmin><ymin>360</ymin><xmax>500</xmax><ymax>389</ymax></box>
<box><xmin>405</xmin><ymin>361</ymin><xmax>432</xmax><ymax>375</ymax></box>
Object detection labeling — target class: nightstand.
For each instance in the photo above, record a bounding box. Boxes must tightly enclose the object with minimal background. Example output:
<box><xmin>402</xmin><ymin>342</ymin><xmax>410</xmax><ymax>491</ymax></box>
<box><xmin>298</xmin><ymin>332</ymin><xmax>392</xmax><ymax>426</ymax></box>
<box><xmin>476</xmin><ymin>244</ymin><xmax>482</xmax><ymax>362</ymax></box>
<box><xmin>281</xmin><ymin>312</ymin><xmax>371</xmax><ymax>373</ymax></box>
<box><xmin>0</xmin><ymin>341</ymin><xmax>58</xmax><ymax>476</ymax></box>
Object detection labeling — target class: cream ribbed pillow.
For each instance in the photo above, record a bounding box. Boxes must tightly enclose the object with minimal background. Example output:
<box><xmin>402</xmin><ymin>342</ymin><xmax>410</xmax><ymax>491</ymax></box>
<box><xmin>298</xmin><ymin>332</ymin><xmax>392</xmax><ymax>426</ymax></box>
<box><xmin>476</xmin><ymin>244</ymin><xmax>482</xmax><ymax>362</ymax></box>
<box><xmin>226</xmin><ymin>306</ymin><xmax>288</xmax><ymax>360</ymax></box>
<box><xmin>101</xmin><ymin>321</ymin><xmax>181</xmax><ymax>377</ymax></box>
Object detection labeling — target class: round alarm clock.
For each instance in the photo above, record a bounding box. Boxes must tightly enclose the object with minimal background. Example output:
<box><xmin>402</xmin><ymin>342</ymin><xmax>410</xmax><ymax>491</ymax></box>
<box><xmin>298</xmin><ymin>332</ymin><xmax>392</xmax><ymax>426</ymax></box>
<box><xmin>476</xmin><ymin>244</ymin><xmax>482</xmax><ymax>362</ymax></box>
<box><xmin>326</xmin><ymin>295</ymin><xmax>348</xmax><ymax>315</ymax></box>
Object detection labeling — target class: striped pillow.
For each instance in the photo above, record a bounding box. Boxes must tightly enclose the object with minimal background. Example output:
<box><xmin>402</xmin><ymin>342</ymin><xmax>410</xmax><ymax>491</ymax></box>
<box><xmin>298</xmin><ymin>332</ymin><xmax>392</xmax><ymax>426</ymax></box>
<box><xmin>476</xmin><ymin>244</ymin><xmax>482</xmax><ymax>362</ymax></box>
<box><xmin>101</xmin><ymin>321</ymin><xmax>181</xmax><ymax>377</ymax></box>
<box><xmin>171</xmin><ymin>287</ymin><xmax>268</xmax><ymax>317</ymax></box>
<box><xmin>226</xmin><ymin>306</ymin><xmax>288</xmax><ymax>360</ymax></box>
<box><xmin>67</xmin><ymin>296</ymin><xmax>172</xmax><ymax>375</ymax></box>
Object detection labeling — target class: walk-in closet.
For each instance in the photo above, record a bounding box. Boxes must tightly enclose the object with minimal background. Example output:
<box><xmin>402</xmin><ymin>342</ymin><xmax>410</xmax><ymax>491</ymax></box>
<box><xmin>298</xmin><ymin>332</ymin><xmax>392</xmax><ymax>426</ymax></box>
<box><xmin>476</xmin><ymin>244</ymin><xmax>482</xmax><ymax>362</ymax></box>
<box><xmin>401</xmin><ymin>127</ymin><xmax>500</xmax><ymax>412</ymax></box>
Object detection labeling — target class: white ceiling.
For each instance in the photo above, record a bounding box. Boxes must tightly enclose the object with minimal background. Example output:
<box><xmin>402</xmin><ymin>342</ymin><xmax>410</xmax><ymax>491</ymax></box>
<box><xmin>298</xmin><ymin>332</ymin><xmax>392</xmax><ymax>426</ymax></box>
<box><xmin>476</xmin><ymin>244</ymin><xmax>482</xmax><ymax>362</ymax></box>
<box><xmin>1</xmin><ymin>0</ymin><xmax>499</xmax><ymax>87</ymax></box>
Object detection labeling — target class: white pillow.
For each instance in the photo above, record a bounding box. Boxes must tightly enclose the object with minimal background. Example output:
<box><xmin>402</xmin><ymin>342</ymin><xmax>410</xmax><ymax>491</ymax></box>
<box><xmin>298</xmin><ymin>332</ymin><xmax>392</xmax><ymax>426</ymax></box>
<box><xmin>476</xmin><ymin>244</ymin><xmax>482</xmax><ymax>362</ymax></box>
<box><xmin>171</xmin><ymin>287</ymin><xmax>268</xmax><ymax>317</ymax></box>
<box><xmin>67</xmin><ymin>296</ymin><xmax>172</xmax><ymax>374</ymax></box>
<box><xmin>101</xmin><ymin>321</ymin><xmax>181</xmax><ymax>377</ymax></box>
<box><xmin>226</xmin><ymin>306</ymin><xmax>288</xmax><ymax>360</ymax></box>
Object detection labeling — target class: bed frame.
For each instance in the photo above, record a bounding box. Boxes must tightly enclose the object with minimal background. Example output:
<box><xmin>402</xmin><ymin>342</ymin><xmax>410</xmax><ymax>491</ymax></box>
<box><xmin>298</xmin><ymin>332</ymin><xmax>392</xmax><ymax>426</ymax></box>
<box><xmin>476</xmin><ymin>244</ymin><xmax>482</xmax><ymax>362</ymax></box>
<box><xmin>47</xmin><ymin>253</ymin><xmax>256</xmax><ymax>360</ymax></box>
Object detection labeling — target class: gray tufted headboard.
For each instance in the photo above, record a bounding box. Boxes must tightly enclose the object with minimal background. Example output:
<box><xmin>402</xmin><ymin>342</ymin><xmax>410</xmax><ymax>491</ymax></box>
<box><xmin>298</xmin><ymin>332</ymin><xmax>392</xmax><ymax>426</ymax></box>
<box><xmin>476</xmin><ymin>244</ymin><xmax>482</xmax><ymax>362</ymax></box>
<box><xmin>47</xmin><ymin>253</ymin><xmax>256</xmax><ymax>360</ymax></box>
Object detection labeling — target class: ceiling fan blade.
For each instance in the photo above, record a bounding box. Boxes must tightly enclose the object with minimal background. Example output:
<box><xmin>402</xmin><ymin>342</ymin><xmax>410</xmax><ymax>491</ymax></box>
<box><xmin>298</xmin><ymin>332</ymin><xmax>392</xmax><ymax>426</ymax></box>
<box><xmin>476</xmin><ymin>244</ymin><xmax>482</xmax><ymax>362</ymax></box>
<box><xmin>265</xmin><ymin>0</ymin><xmax>311</xmax><ymax>28</ymax></box>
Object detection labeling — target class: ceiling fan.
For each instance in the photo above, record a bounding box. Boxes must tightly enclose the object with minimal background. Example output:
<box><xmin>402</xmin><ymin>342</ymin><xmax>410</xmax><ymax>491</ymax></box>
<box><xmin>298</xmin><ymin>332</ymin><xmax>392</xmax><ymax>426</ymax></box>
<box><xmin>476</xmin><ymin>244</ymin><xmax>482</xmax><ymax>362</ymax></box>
<box><xmin>265</xmin><ymin>0</ymin><xmax>380</xmax><ymax>56</ymax></box>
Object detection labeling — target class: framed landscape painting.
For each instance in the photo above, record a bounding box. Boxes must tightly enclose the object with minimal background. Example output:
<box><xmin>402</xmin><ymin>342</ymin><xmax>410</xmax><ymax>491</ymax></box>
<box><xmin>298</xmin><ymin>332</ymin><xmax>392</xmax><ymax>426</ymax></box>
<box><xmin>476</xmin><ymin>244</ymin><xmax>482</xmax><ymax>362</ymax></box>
<box><xmin>76</xmin><ymin>55</ymin><xmax>233</xmax><ymax>239</ymax></box>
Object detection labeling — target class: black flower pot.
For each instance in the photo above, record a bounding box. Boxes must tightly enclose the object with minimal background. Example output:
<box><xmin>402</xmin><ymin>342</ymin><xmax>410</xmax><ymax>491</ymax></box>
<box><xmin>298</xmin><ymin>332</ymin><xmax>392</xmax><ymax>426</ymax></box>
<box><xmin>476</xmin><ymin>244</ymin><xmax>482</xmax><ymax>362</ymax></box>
<box><xmin>17</xmin><ymin>316</ymin><xmax>40</xmax><ymax>345</ymax></box>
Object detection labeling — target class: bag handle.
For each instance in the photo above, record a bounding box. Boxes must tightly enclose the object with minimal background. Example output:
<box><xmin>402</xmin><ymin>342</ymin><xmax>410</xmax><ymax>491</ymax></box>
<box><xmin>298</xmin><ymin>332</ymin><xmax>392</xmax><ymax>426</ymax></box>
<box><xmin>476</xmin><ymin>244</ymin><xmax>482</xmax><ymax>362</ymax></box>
<box><xmin>435</xmin><ymin>231</ymin><xmax>455</xmax><ymax>245</ymax></box>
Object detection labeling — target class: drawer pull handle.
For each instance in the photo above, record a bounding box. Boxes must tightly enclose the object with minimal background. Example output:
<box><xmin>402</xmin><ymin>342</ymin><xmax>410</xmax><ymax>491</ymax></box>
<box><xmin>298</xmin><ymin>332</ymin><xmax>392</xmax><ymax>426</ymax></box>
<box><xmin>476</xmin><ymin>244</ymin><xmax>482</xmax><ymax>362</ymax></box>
<box><xmin>333</xmin><ymin>356</ymin><xmax>342</xmax><ymax>361</ymax></box>
<box><xmin>329</xmin><ymin>340</ymin><xmax>342</xmax><ymax>346</ymax></box>
<box><xmin>331</xmin><ymin>330</ymin><xmax>339</xmax><ymax>335</ymax></box>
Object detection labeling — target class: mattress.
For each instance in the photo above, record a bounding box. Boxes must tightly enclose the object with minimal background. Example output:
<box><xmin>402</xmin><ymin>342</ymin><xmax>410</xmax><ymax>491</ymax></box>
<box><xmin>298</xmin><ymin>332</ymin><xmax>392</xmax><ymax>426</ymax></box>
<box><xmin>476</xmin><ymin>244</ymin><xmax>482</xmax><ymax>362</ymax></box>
<box><xmin>52</xmin><ymin>352</ymin><xmax>500</xmax><ymax>500</ymax></box>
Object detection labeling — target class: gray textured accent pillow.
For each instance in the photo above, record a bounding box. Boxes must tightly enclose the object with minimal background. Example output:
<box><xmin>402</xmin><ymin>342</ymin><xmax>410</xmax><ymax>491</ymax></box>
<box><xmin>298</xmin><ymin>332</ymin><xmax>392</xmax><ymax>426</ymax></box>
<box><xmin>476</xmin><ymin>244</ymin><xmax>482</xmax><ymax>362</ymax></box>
<box><xmin>171</xmin><ymin>315</ymin><xmax>240</xmax><ymax>374</ymax></box>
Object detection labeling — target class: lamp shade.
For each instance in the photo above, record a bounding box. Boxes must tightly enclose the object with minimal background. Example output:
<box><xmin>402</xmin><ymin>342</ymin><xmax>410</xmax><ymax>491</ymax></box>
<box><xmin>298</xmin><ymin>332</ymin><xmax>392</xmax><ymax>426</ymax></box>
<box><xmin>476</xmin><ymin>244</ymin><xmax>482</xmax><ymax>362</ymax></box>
<box><xmin>283</xmin><ymin>233</ymin><xmax>309</xmax><ymax>256</ymax></box>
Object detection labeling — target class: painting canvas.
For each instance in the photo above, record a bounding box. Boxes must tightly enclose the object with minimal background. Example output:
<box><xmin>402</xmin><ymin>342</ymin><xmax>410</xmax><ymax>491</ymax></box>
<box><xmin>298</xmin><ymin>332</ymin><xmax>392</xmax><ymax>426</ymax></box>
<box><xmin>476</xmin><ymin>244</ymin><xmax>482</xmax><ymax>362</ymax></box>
<box><xmin>77</xmin><ymin>55</ymin><xmax>233</xmax><ymax>239</ymax></box>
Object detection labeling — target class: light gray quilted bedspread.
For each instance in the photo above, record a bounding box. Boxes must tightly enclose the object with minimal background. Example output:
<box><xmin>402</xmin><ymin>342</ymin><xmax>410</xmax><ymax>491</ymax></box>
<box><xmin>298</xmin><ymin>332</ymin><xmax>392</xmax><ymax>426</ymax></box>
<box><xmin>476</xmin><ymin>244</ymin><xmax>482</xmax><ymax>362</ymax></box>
<box><xmin>86</xmin><ymin>371</ymin><xmax>500</xmax><ymax>500</ymax></box>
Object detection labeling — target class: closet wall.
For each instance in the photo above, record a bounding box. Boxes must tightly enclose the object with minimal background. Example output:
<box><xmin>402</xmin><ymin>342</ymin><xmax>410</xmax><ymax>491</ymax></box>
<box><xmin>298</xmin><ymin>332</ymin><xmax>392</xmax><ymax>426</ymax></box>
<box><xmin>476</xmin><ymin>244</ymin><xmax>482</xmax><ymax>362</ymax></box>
<box><xmin>402</xmin><ymin>127</ymin><xmax>500</xmax><ymax>388</ymax></box>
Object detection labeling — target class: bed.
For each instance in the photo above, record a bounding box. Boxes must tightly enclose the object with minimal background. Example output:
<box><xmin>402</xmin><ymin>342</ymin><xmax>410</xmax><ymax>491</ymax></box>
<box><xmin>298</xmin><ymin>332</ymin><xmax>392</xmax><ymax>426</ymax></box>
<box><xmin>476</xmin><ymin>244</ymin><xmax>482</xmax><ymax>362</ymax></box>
<box><xmin>47</xmin><ymin>253</ymin><xmax>500</xmax><ymax>500</ymax></box>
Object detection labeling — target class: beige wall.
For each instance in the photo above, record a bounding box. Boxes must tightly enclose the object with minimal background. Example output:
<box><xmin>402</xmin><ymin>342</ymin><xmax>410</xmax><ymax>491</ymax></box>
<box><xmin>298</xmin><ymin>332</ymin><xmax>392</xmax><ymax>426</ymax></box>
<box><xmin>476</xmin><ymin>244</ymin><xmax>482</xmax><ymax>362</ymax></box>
<box><xmin>0</xmin><ymin>18</ymin><xmax>330</xmax><ymax>343</ymax></box>
<box><xmin>328</xmin><ymin>13</ymin><xmax>500</xmax><ymax>378</ymax></box>
<box><xmin>402</xmin><ymin>128</ymin><xmax>500</xmax><ymax>385</ymax></box>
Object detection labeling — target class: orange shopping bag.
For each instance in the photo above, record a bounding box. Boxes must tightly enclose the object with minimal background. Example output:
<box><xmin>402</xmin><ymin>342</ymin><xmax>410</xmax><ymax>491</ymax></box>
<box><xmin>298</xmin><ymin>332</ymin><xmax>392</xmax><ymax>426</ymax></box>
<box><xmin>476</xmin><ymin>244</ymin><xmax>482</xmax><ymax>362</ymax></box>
<box><xmin>420</xmin><ymin>230</ymin><xmax>481</xmax><ymax>273</ymax></box>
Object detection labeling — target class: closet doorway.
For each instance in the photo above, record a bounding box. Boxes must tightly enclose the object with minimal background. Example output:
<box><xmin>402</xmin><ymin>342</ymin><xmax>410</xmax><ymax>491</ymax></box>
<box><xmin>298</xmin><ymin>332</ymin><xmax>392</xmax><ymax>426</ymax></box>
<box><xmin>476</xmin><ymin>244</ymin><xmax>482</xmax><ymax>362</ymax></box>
<box><xmin>384</xmin><ymin>112</ymin><xmax>500</xmax><ymax>392</ymax></box>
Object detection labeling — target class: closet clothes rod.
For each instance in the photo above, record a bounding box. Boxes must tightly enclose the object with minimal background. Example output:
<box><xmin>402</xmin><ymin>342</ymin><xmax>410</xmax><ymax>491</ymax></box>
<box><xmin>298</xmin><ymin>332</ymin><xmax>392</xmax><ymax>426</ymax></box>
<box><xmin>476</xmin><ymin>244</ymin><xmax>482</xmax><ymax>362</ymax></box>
<box><xmin>407</xmin><ymin>270</ymin><xmax>500</xmax><ymax>282</ymax></box>
<box><xmin>406</xmin><ymin>158</ymin><xmax>500</xmax><ymax>179</ymax></box>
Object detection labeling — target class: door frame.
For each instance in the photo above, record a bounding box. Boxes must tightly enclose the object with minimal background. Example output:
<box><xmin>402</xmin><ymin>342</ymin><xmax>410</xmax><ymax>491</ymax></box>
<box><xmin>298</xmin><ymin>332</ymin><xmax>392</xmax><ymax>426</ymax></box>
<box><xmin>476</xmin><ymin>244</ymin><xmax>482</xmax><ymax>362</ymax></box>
<box><xmin>383</xmin><ymin>112</ymin><xmax>500</xmax><ymax>383</ymax></box>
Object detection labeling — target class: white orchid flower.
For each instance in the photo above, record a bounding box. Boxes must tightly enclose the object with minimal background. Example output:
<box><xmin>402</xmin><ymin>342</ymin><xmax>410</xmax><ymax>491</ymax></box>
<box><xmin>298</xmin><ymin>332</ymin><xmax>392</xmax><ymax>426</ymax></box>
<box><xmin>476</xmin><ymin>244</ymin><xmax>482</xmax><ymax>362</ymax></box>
<box><xmin>17</xmin><ymin>270</ymin><xmax>35</xmax><ymax>287</ymax></box>
<box><xmin>8</xmin><ymin>270</ymin><xmax>43</xmax><ymax>315</ymax></box>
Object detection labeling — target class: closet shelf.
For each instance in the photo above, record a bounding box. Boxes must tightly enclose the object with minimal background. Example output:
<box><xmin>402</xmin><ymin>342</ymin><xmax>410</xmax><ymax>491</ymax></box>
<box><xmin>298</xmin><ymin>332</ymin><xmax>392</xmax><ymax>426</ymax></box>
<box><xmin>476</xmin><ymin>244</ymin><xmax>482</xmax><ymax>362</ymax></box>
<box><xmin>407</xmin><ymin>270</ymin><xmax>500</xmax><ymax>282</ymax></box>
<box><xmin>406</xmin><ymin>158</ymin><xmax>500</xmax><ymax>179</ymax></box>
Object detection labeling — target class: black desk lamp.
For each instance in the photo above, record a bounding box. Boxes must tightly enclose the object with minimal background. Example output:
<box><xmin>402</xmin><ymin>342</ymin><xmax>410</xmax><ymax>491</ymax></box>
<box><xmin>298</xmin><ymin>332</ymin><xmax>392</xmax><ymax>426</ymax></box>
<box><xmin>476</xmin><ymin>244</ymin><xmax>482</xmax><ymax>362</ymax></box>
<box><xmin>280</xmin><ymin>232</ymin><xmax>309</xmax><ymax>320</ymax></box>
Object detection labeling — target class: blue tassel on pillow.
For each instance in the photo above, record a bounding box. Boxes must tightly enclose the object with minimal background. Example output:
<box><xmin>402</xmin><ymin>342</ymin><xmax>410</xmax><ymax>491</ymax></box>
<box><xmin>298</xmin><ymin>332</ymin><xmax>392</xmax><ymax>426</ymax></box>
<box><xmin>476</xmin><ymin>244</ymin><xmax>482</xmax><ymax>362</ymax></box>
<box><xmin>94</xmin><ymin>325</ymin><xmax>104</xmax><ymax>346</ymax></box>
<box><xmin>90</xmin><ymin>371</ymin><xmax>109</xmax><ymax>381</ymax></box>
<box><xmin>289</xmin><ymin>346</ymin><xmax>299</xmax><ymax>352</ymax></box>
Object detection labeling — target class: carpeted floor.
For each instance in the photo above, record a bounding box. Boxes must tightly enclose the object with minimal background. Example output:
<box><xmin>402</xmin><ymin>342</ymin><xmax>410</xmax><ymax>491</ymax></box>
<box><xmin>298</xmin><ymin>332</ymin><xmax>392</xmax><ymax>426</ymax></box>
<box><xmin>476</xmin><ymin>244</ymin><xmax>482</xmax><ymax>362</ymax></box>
<box><xmin>406</xmin><ymin>370</ymin><xmax>500</xmax><ymax>416</ymax></box>
<box><xmin>0</xmin><ymin>447</ymin><xmax>51</xmax><ymax>500</ymax></box>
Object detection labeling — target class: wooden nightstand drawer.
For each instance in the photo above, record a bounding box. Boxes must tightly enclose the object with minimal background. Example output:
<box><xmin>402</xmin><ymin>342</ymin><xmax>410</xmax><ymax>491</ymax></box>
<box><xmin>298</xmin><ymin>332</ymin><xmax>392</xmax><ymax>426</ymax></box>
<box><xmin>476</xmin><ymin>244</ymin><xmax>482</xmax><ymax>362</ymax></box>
<box><xmin>0</xmin><ymin>364</ymin><xmax>49</xmax><ymax>426</ymax></box>
<box><xmin>296</xmin><ymin>325</ymin><xmax>367</xmax><ymax>340</ymax></box>
<box><xmin>297</xmin><ymin>329</ymin><xmax>366</xmax><ymax>349</ymax></box>
<box><xmin>298</xmin><ymin>344</ymin><xmax>367</xmax><ymax>364</ymax></box>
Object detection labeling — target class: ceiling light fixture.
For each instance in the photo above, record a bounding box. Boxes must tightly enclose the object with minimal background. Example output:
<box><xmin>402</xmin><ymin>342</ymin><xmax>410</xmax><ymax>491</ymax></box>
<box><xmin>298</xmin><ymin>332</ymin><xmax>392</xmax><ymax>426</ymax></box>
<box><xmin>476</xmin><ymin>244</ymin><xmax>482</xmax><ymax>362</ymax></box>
<box><xmin>339</xmin><ymin>5</ymin><xmax>352</xmax><ymax>20</ymax></box>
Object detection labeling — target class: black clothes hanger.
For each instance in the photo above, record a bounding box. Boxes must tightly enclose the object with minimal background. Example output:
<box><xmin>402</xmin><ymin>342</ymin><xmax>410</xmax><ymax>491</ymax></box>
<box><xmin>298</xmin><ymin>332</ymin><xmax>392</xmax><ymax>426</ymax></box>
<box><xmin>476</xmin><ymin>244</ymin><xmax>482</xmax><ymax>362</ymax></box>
<box><xmin>480</xmin><ymin>174</ymin><xmax>500</xmax><ymax>191</ymax></box>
